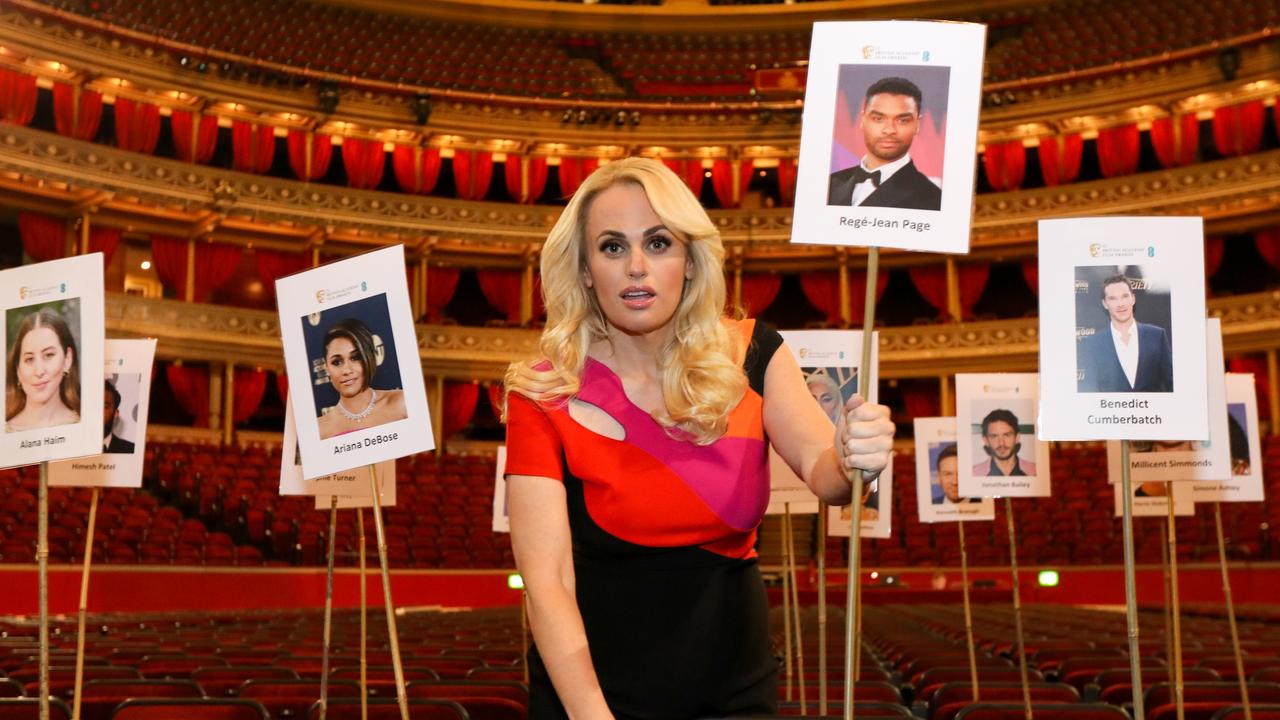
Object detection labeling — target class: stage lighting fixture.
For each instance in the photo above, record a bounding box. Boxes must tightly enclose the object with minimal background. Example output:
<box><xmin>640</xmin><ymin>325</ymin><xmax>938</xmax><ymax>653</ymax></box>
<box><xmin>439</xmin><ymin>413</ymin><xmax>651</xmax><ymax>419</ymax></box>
<box><xmin>1037</xmin><ymin>570</ymin><xmax>1060</xmax><ymax>587</ymax></box>
<box><xmin>178</xmin><ymin>56</ymin><xmax>191</xmax><ymax>68</ymax></box>
<box><xmin>615</xmin><ymin>111</ymin><xmax>627</xmax><ymax>126</ymax></box>
<box><xmin>577</xmin><ymin>109</ymin><xmax>589</xmax><ymax>124</ymax></box>
<box><xmin>630</xmin><ymin>111</ymin><xmax>641</xmax><ymax>126</ymax></box>
<box><xmin>562</xmin><ymin>109</ymin><xmax>574</xmax><ymax>123</ymax></box>
<box><xmin>507</xmin><ymin>573</ymin><xmax>525</xmax><ymax>590</ymax></box>
<box><xmin>317</xmin><ymin>82</ymin><xmax>340</xmax><ymax>115</ymax></box>
<box><xmin>411</xmin><ymin>94</ymin><xmax>432</xmax><ymax>125</ymax></box>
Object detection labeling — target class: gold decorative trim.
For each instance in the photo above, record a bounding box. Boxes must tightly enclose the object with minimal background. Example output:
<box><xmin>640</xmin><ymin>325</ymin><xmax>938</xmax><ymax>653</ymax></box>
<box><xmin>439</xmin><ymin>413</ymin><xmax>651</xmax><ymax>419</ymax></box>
<box><xmin>3</xmin><ymin>125</ymin><xmax>1280</xmax><ymax>269</ymax></box>
<box><xmin>104</xmin><ymin>290</ymin><xmax>1280</xmax><ymax>381</ymax></box>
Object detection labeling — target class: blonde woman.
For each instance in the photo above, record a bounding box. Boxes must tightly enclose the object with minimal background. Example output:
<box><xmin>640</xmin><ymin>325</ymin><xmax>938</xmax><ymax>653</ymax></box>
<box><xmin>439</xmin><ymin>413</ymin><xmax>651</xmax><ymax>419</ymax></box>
<box><xmin>504</xmin><ymin>158</ymin><xmax>894</xmax><ymax>719</ymax></box>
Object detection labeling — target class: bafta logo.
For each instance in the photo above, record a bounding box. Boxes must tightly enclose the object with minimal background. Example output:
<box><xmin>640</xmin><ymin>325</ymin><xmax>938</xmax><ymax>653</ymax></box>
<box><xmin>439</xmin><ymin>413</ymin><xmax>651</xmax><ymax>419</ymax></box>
<box><xmin>1089</xmin><ymin>243</ymin><xmax>1102</xmax><ymax>257</ymax></box>
<box><xmin>862</xmin><ymin>45</ymin><xmax>875</xmax><ymax>59</ymax></box>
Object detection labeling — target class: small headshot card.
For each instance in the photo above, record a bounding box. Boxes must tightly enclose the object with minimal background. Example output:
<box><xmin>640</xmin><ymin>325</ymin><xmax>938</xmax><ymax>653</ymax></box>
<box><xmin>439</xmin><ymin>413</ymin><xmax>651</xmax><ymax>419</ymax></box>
<box><xmin>792</xmin><ymin>20</ymin><xmax>986</xmax><ymax>253</ymax></box>
<box><xmin>1038</xmin><ymin>217</ymin><xmax>1208</xmax><ymax>441</ymax></box>
<box><xmin>956</xmin><ymin>373</ymin><xmax>1051</xmax><ymax>498</ymax></box>
<box><xmin>913</xmin><ymin>416</ymin><xmax>995</xmax><ymax>523</ymax></box>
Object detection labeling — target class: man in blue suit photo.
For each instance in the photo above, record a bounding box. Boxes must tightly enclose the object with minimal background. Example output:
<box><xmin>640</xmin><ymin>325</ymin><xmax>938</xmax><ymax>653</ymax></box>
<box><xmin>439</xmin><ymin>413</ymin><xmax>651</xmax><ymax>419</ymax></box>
<box><xmin>827</xmin><ymin>76</ymin><xmax>942</xmax><ymax>211</ymax></box>
<box><xmin>1078</xmin><ymin>274</ymin><xmax>1173</xmax><ymax>393</ymax></box>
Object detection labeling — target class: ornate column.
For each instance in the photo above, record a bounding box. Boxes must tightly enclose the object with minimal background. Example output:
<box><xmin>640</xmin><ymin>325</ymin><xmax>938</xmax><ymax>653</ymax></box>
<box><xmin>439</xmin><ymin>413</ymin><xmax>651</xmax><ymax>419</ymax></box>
<box><xmin>838</xmin><ymin>249</ymin><xmax>851</xmax><ymax>328</ymax></box>
<box><xmin>1268</xmin><ymin>349</ymin><xmax>1279</xmax><ymax>436</ymax></box>
<box><xmin>945</xmin><ymin>256</ymin><xmax>961</xmax><ymax>323</ymax></box>
<box><xmin>208</xmin><ymin>364</ymin><xmax>223</xmax><ymax>433</ymax></box>
<box><xmin>79</xmin><ymin>212</ymin><xmax>91</xmax><ymax>255</ymax></box>
<box><xmin>184</xmin><ymin>238</ymin><xmax>197</xmax><ymax>302</ymax></box>
<box><xmin>520</xmin><ymin>252</ymin><xmax>536</xmax><ymax>327</ymax></box>
<box><xmin>222</xmin><ymin>362</ymin><xmax>235</xmax><ymax>445</ymax></box>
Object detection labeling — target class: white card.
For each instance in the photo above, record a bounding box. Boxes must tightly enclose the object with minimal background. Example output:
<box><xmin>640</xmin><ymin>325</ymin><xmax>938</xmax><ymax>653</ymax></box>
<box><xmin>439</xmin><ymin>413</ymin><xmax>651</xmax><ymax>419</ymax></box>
<box><xmin>1</xmin><ymin>253</ymin><xmax>105</xmax><ymax>468</ymax></box>
<box><xmin>913</xmin><ymin>417</ymin><xmax>994</xmax><ymax>523</ymax></box>
<box><xmin>956</xmin><ymin>374</ymin><xmax>1051</xmax><ymax>498</ymax></box>
<box><xmin>48</xmin><ymin>339</ymin><xmax>157</xmax><ymax>488</ymax></box>
<box><xmin>276</xmin><ymin>245</ymin><xmax>433</xmax><ymax>478</ymax></box>
<box><xmin>280</xmin><ymin>398</ymin><xmax>393</xmax><ymax>497</ymax></box>
<box><xmin>767</xmin><ymin>330</ymin><xmax>878</xmax><ymax>515</ymax></box>
<box><xmin>314</xmin><ymin>463</ymin><xmax>396</xmax><ymax>510</ymax></box>
<box><xmin>826</xmin><ymin>453</ymin><xmax>893</xmax><ymax>540</ymax></box>
<box><xmin>1105</xmin><ymin>319</ymin><xmax>1230</xmax><ymax>484</ymax></box>
<box><xmin>792</xmin><ymin>20</ymin><xmax>986</xmax><ymax>253</ymax></box>
<box><xmin>1112</xmin><ymin>479</ymin><xmax>1194</xmax><ymax>517</ymax></box>
<box><xmin>1187</xmin><ymin>374</ymin><xmax>1265</xmax><ymax>503</ymax></box>
<box><xmin>1037</xmin><ymin>217</ymin><xmax>1209</xmax><ymax>441</ymax></box>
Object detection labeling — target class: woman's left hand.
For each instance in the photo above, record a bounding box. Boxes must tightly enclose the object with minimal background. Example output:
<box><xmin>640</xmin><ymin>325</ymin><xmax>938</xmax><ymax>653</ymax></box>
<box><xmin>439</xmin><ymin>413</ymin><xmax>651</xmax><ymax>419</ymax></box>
<box><xmin>834</xmin><ymin>394</ymin><xmax>894</xmax><ymax>482</ymax></box>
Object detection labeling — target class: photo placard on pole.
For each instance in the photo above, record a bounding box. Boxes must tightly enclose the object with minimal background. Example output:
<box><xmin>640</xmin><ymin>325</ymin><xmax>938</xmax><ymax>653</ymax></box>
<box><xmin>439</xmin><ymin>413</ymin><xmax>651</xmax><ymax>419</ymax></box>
<box><xmin>826</xmin><ymin>453</ymin><xmax>892</xmax><ymax>539</ymax></box>
<box><xmin>281</xmin><ymin>399</ymin><xmax>391</xmax><ymax>498</ymax></box>
<box><xmin>1189</xmin><ymin>373</ymin><xmax>1265</xmax><ymax>503</ymax></box>
<box><xmin>1</xmin><ymin>253</ymin><xmax>105</xmax><ymax>468</ymax></box>
<box><xmin>493</xmin><ymin>445</ymin><xmax>509</xmax><ymax>534</ymax></box>
<box><xmin>956</xmin><ymin>374</ymin><xmax>1050</xmax><ymax>498</ymax></box>
<box><xmin>1111</xmin><ymin>479</ymin><xmax>1193</xmax><ymax>517</ymax></box>
<box><xmin>314</xmin><ymin>467</ymin><xmax>396</xmax><ymax>510</ymax></box>
<box><xmin>49</xmin><ymin>339</ymin><xmax>157</xmax><ymax>488</ymax></box>
<box><xmin>913</xmin><ymin>417</ymin><xmax>995</xmax><ymax>523</ymax></box>
<box><xmin>1037</xmin><ymin>217</ymin><xmax>1208</xmax><ymax>441</ymax></box>
<box><xmin>791</xmin><ymin>21</ymin><xmax>985</xmax><ymax>253</ymax></box>
<box><xmin>1105</xmin><ymin>319</ymin><xmax>1230</xmax><ymax>486</ymax></box>
<box><xmin>767</xmin><ymin>330</ymin><xmax>878</xmax><ymax>515</ymax></box>
<box><xmin>276</xmin><ymin>245</ymin><xmax>433</xmax><ymax>478</ymax></box>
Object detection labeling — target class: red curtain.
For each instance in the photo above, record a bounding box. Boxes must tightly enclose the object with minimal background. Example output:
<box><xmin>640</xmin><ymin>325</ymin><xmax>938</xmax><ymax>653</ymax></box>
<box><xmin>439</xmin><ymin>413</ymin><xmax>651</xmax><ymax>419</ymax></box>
<box><xmin>170</xmin><ymin>110</ymin><xmax>218</xmax><ymax>164</ymax></box>
<box><xmin>982</xmin><ymin>141</ymin><xmax>1026</xmax><ymax>192</ymax></box>
<box><xmin>342</xmin><ymin>138</ymin><xmax>386</xmax><ymax>190</ymax></box>
<box><xmin>1037</xmin><ymin>134</ymin><xmax>1083</xmax><ymax>186</ymax></box>
<box><xmin>958</xmin><ymin>263</ymin><xmax>990</xmax><ymax>319</ymax></box>
<box><xmin>150</xmin><ymin>236</ymin><xmax>189</xmax><ymax>297</ymax></box>
<box><xmin>485</xmin><ymin>383</ymin><xmax>503</xmax><ymax>419</ymax></box>
<box><xmin>195</xmin><ymin>243</ymin><xmax>243</xmax><ymax>301</ymax></box>
<box><xmin>232</xmin><ymin>121</ymin><xmax>275</xmax><ymax>174</ymax></box>
<box><xmin>452</xmin><ymin>150</ymin><xmax>494</xmax><ymax>201</ymax></box>
<box><xmin>901</xmin><ymin>381</ymin><xmax>941</xmax><ymax>421</ymax></box>
<box><xmin>738</xmin><ymin>273</ymin><xmax>781</xmax><ymax>316</ymax></box>
<box><xmin>909</xmin><ymin>264</ymin><xmax>988</xmax><ymax>321</ymax></box>
<box><xmin>908</xmin><ymin>266</ymin><xmax>948</xmax><ymax>320</ymax></box>
<box><xmin>1213</xmin><ymin>101</ymin><xmax>1265</xmax><ymax>158</ymax></box>
<box><xmin>17</xmin><ymin>214</ymin><xmax>66</xmax><ymax>262</ymax></box>
<box><xmin>286</xmin><ymin>130</ymin><xmax>334</xmax><ymax>182</ymax></box>
<box><xmin>113</xmin><ymin>98</ymin><xmax>161</xmax><ymax>154</ymax></box>
<box><xmin>442</xmin><ymin>382</ymin><xmax>481</xmax><ymax>437</ymax></box>
<box><xmin>232</xmin><ymin>369</ymin><xmax>268</xmax><ymax>425</ymax></box>
<box><xmin>52</xmin><ymin>83</ymin><xmax>103</xmax><ymax>141</ymax></box>
<box><xmin>661</xmin><ymin>158</ymin><xmax>704</xmax><ymax>196</ymax></box>
<box><xmin>800</xmin><ymin>272</ymin><xmax>840</xmax><ymax>325</ymax></box>
<box><xmin>1255</xmin><ymin>228</ymin><xmax>1280</xmax><ymax>271</ymax></box>
<box><xmin>476</xmin><ymin>269</ymin><xmax>523</xmax><ymax>324</ymax></box>
<box><xmin>392</xmin><ymin>145</ymin><xmax>443</xmax><ymax>195</ymax></box>
<box><xmin>89</xmin><ymin>226</ymin><xmax>122</xmax><ymax>266</ymax></box>
<box><xmin>425</xmin><ymin>267</ymin><xmax>461</xmax><ymax>322</ymax></box>
<box><xmin>850</xmin><ymin>272</ymin><xmax>890</xmax><ymax>325</ymax></box>
<box><xmin>1150</xmin><ymin>114</ymin><xmax>1199</xmax><ymax>168</ymax></box>
<box><xmin>1021</xmin><ymin>258</ymin><xmax>1039</xmax><ymax>296</ymax></box>
<box><xmin>709</xmin><ymin>159</ymin><xmax>753</xmax><ymax>208</ymax></box>
<box><xmin>0</xmin><ymin>68</ymin><xmax>37</xmax><ymax>126</ymax></box>
<box><xmin>256</xmin><ymin>249</ymin><xmax>310</xmax><ymax>300</ymax></box>
<box><xmin>502</xmin><ymin>154</ymin><xmax>549</xmax><ymax>204</ymax></box>
<box><xmin>275</xmin><ymin>373</ymin><xmax>289</xmax><ymax>408</ymax></box>
<box><xmin>1226</xmin><ymin>357</ymin><xmax>1270</xmax><ymax>421</ymax></box>
<box><xmin>777</xmin><ymin>159</ymin><xmax>797</xmax><ymax>206</ymax></box>
<box><xmin>558</xmin><ymin>157</ymin><xmax>600</xmax><ymax>197</ymax></box>
<box><xmin>1205</xmin><ymin>236</ymin><xmax>1225</xmax><ymax>278</ymax></box>
<box><xmin>1096</xmin><ymin>124</ymin><xmax>1140</xmax><ymax>178</ymax></box>
<box><xmin>166</xmin><ymin>364</ymin><xmax>210</xmax><ymax>427</ymax></box>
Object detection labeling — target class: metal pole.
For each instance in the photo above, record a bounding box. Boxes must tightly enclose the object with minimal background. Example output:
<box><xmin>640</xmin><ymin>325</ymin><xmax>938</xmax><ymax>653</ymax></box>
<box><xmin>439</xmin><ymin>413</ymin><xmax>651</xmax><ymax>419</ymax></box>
<box><xmin>521</xmin><ymin>590</ymin><xmax>530</xmax><ymax>685</ymax></box>
<box><xmin>785</xmin><ymin>504</ymin><xmax>807</xmax><ymax>714</ymax></box>
<box><xmin>319</xmin><ymin>496</ymin><xmax>339</xmax><ymax>720</ymax></box>
<box><xmin>38</xmin><ymin>462</ymin><xmax>50</xmax><ymax>720</ymax></box>
<box><xmin>71</xmin><ymin>487</ymin><xmax>99</xmax><ymax>720</ymax></box>
<box><xmin>782</xmin><ymin>508</ymin><xmax>794</xmax><ymax>703</ymax></box>
<box><xmin>358</xmin><ymin>509</ymin><xmax>368</xmax><ymax>720</ymax></box>
<box><xmin>1119</xmin><ymin>441</ymin><xmax>1146</xmax><ymax>720</ymax></box>
<box><xmin>368</xmin><ymin>465</ymin><xmax>410</xmax><ymax>720</ymax></box>
<box><xmin>1166</xmin><ymin>493</ymin><xmax>1185</xmax><ymax>720</ymax></box>
<box><xmin>1005</xmin><ymin>497</ymin><xmax>1032</xmax><ymax>720</ymax></box>
<box><xmin>844</xmin><ymin>246</ymin><xmax>880</xmax><ymax>720</ymax></box>
<box><xmin>959</xmin><ymin>520</ymin><xmax>979</xmax><ymax>702</ymax></box>
<box><xmin>1214</xmin><ymin>502</ymin><xmax>1251</xmax><ymax>720</ymax></box>
<box><xmin>817</xmin><ymin>501</ymin><xmax>828</xmax><ymax>716</ymax></box>
<box><xmin>1162</xmin><ymin>518</ymin><xmax>1174</xmax><ymax>686</ymax></box>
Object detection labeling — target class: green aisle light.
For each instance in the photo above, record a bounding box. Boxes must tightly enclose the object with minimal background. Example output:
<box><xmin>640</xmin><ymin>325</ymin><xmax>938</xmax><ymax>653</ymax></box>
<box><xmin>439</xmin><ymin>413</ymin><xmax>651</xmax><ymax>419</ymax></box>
<box><xmin>1038</xmin><ymin>569</ymin><xmax>1060</xmax><ymax>587</ymax></box>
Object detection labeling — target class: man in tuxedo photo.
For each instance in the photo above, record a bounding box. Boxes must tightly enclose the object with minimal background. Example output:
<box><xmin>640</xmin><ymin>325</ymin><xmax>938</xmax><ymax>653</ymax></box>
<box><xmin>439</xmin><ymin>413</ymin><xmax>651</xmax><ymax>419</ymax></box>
<box><xmin>1077</xmin><ymin>274</ymin><xmax>1174</xmax><ymax>393</ymax></box>
<box><xmin>972</xmin><ymin>408</ymin><xmax>1036</xmax><ymax>477</ymax></box>
<box><xmin>103</xmin><ymin>379</ymin><xmax>135</xmax><ymax>455</ymax></box>
<box><xmin>827</xmin><ymin>76</ymin><xmax>942</xmax><ymax>211</ymax></box>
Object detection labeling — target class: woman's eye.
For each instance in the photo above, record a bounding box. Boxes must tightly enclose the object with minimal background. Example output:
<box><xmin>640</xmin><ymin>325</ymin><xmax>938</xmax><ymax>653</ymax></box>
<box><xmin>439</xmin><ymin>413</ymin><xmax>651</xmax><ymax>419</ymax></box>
<box><xmin>646</xmin><ymin>236</ymin><xmax>672</xmax><ymax>252</ymax></box>
<box><xmin>600</xmin><ymin>240</ymin><xmax>624</xmax><ymax>255</ymax></box>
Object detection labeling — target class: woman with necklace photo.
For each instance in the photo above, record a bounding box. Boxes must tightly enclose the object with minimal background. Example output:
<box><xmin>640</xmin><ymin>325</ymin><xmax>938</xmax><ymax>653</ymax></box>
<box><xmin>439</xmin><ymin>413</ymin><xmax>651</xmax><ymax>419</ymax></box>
<box><xmin>316</xmin><ymin>317</ymin><xmax>407</xmax><ymax>439</ymax></box>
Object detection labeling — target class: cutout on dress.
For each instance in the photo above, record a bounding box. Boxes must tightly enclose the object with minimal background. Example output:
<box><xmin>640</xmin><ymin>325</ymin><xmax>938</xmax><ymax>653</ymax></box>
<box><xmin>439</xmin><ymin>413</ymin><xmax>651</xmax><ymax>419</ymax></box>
<box><xmin>568</xmin><ymin>398</ymin><xmax>626</xmax><ymax>441</ymax></box>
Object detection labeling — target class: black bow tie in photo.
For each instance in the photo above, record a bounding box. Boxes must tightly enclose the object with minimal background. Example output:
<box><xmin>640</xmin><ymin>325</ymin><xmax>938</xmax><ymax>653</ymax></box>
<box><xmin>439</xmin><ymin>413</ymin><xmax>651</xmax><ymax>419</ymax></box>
<box><xmin>850</xmin><ymin>166</ymin><xmax>881</xmax><ymax>187</ymax></box>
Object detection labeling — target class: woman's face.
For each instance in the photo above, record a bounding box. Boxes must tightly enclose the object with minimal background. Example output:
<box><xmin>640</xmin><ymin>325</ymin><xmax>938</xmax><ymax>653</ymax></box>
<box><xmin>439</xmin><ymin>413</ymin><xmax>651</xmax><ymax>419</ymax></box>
<box><xmin>17</xmin><ymin>326</ymin><xmax>72</xmax><ymax>407</ymax></box>
<box><xmin>325</xmin><ymin>336</ymin><xmax>365</xmax><ymax>398</ymax></box>
<box><xmin>807</xmin><ymin>379</ymin><xmax>840</xmax><ymax>421</ymax></box>
<box><xmin>583</xmin><ymin>183</ymin><xmax>692</xmax><ymax>338</ymax></box>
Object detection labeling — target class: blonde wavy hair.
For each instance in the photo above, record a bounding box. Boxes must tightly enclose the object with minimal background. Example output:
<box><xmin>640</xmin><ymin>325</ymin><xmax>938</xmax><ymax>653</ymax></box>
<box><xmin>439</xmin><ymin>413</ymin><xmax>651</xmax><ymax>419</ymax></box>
<box><xmin>504</xmin><ymin>157</ymin><xmax>745</xmax><ymax>445</ymax></box>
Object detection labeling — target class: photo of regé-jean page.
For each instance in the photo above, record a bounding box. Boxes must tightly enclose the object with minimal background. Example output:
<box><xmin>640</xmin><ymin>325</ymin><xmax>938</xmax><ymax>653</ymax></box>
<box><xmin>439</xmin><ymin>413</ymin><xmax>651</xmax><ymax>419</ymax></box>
<box><xmin>827</xmin><ymin>65</ymin><xmax>949</xmax><ymax>212</ymax></box>
<box><xmin>302</xmin><ymin>292</ymin><xmax>408</xmax><ymax>441</ymax></box>
<box><xmin>1075</xmin><ymin>266</ymin><xmax>1173</xmax><ymax>394</ymax></box>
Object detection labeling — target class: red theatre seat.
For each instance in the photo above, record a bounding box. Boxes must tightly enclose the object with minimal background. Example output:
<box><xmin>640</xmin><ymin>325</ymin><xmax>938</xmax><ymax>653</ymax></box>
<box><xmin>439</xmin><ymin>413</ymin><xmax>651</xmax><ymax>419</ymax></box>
<box><xmin>79</xmin><ymin>679</ymin><xmax>204</xmax><ymax>720</ymax></box>
<box><xmin>954</xmin><ymin>703</ymin><xmax>1129</xmax><ymax>720</ymax></box>
<box><xmin>1144</xmin><ymin>682</ymin><xmax>1280</xmax><ymax>709</ymax></box>
<box><xmin>238</xmin><ymin>678</ymin><xmax>362</xmax><ymax>720</ymax></box>
<box><xmin>308</xmin><ymin>698</ymin><xmax>469</xmax><ymax>720</ymax></box>
<box><xmin>932</xmin><ymin>683</ymin><xmax>1080</xmax><ymax>720</ymax></box>
<box><xmin>191</xmin><ymin>667</ymin><xmax>300</xmax><ymax>698</ymax></box>
<box><xmin>0</xmin><ymin>698</ymin><xmax>73</xmax><ymax>720</ymax></box>
<box><xmin>110</xmin><ymin>699</ymin><xmax>270</xmax><ymax>720</ymax></box>
<box><xmin>1210</xmin><ymin>705</ymin><xmax>1280</xmax><ymax>720</ymax></box>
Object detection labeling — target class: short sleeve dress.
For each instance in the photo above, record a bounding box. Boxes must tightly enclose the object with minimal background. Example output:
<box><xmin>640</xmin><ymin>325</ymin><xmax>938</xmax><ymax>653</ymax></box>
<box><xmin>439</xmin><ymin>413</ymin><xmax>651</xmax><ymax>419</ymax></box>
<box><xmin>504</xmin><ymin>319</ymin><xmax>784</xmax><ymax>720</ymax></box>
